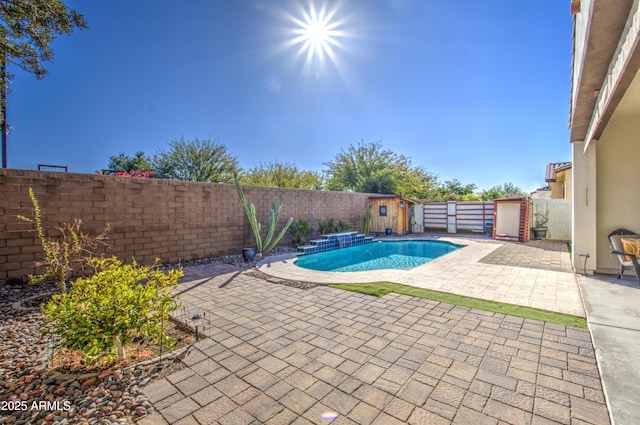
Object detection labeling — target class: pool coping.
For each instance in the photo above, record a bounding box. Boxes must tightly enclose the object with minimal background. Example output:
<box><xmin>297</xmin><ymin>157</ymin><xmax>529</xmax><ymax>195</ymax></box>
<box><xmin>258</xmin><ymin>236</ymin><xmax>473</xmax><ymax>285</ymax></box>
<box><xmin>257</xmin><ymin>235</ymin><xmax>585</xmax><ymax>317</ymax></box>
<box><xmin>290</xmin><ymin>238</ymin><xmax>465</xmax><ymax>274</ymax></box>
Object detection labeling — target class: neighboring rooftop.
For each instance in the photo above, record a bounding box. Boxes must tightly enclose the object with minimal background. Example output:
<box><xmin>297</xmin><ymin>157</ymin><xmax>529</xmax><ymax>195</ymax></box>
<box><xmin>545</xmin><ymin>161</ymin><xmax>572</xmax><ymax>182</ymax></box>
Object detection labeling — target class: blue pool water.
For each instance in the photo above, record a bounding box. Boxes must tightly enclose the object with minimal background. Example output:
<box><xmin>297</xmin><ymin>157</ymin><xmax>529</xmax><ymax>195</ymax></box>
<box><xmin>295</xmin><ymin>240</ymin><xmax>462</xmax><ymax>272</ymax></box>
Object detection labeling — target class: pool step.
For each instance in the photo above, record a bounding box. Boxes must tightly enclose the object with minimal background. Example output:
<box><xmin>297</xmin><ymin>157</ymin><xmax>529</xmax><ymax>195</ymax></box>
<box><xmin>298</xmin><ymin>232</ymin><xmax>374</xmax><ymax>255</ymax></box>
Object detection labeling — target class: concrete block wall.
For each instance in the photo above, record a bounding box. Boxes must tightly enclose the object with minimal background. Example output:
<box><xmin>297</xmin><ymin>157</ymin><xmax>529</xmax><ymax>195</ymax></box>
<box><xmin>0</xmin><ymin>169</ymin><xmax>369</xmax><ymax>285</ymax></box>
<box><xmin>531</xmin><ymin>199</ymin><xmax>572</xmax><ymax>241</ymax></box>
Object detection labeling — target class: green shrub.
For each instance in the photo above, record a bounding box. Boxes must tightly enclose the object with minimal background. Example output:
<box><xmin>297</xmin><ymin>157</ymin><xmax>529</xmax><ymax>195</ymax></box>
<box><xmin>317</xmin><ymin>218</ymin><xmax>337</xmax><ymax>235</ymax></box>
<box><xmin>42</xmin><ymin>256</ymin><xmax>182</xmax><ymax>363</ymax></box>
<box><xmin>288</xmin><ymin>219</ymin><xmax>315</xmax><ymax>246</ymax></box>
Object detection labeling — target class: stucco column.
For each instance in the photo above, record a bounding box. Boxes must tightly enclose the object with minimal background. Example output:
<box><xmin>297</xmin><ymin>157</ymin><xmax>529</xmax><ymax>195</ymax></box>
<box><xmin>572</xmin><ymin>141</ymin><xmax>597</xmax><ymax>274</ymax></box>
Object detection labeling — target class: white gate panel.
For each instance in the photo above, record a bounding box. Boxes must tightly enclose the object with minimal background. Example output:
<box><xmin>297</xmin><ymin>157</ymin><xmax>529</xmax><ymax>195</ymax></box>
<box><xmin>495</xmin><ymin>202</ymin><xmax>521</xmax><ymax>239</ymax></box>
<box><xmin>447</xmin><ymin>202</ymin><xmax>457</xmax><ymax>233</ymax></box>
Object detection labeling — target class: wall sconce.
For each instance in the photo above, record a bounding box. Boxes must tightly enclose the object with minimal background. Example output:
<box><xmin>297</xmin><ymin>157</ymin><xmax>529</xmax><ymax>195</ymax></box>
<box><xmin>399</xmin><ymin>202</ymin><xmax>405</xmax><ymax>208</ymax></box>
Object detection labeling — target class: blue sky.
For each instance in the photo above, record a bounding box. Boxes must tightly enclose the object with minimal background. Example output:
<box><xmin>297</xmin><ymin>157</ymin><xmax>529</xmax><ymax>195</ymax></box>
<box><xmin>7</xmin><ymin>0</ymin><xmax>572</xmax><ymax>192</ymax></box>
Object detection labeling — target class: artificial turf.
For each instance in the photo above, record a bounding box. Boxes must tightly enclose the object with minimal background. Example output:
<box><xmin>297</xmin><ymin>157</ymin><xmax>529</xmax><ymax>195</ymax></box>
<box><xmin>328</xmin><ymin>281</ymin><xmax>587</xmax><ymax>329</ymax></box>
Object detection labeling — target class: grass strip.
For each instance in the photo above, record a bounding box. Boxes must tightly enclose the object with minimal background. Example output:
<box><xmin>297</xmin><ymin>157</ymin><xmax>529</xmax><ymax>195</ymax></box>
<box><xmin>328</xmin><ymin>282</ymin><xmax>587</xmax><ymax>329</ymax></box>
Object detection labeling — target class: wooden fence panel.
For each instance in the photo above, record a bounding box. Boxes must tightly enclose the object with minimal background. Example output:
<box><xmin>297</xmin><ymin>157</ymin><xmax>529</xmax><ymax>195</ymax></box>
<box><xmin>424</xmin><ymin>203</ymin><xmax>448</xmax><ymax>231</ymax></box>
<box><xmin>423</xmin><ymin>201</ymin><xmax>494</xmax><ymax>233</ymax></box>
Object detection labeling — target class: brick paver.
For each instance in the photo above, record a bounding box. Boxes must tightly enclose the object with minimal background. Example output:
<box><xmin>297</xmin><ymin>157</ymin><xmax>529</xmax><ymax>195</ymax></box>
<box><xmin>141</xmin><ymin>261</ymin><xmax>610</xmax><ymax>424</ymax></box>
<box><xmin>258</xmin><ymin>236</ymin><xmax>584</xmax><ymax>317</ymax></box>
<box><xmin>479</xmin><ymin>240</ymin><xmax>573</xmax><ymax>273</ymax></box>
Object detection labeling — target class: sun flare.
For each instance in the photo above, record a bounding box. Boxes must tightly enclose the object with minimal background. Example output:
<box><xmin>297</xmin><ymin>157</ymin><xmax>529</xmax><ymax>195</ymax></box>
<box><xmin>305</xmin><ymin>21</ymin><xmax>329</xmax><ymax>47</ymax></box>
<box><xmin>290</xmin><ymin>3</ymin><xmax>344</xmax><ymax>71</ymax></box>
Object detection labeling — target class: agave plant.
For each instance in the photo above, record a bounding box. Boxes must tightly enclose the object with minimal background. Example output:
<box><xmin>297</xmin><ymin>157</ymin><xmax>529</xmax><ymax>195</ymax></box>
<box><xmin>288</xmin><ymin>218</ymin><xmax>315</xmax><ymax>247</ymax></box>
<box><xmin>234</xmin><ymin>174</ymin><xmax>293</xmax><ymax>255</ymax></box>
<box><xmin>317</xmin><ymin>218</ymin><xmax>337</xmax><ymax>235</ymax></box>
<box><xmin>337</xmin><ymin>221</ymin><xmax>352</xmax><ymax>232</ymax></box>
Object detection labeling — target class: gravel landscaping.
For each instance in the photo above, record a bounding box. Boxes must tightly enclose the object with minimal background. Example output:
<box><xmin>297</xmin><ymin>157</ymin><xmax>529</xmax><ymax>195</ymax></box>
<box><xmin>0</xmin><ymin>248</ymin><xmax>307</xmax><ymax>424</ymax></box>
<box><xmin>0</xmin><ymin>281</ymin><xmax>191</xmax><ymax>425</ymax></box>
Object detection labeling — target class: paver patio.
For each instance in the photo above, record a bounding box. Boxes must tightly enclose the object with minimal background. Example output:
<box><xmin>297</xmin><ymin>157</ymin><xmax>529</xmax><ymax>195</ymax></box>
<box><xmin>141</xmin><ymin>241</ymin><xmax>611</xmax><ymax>424</ymax></box>
<box><xmin>258</xmin><ymin>236</ymin><xmax>584</xmax><ymax>317</ymax></box>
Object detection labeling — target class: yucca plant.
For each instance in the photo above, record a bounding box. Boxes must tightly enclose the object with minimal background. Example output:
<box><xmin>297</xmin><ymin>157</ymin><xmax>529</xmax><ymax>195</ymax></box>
<box><xmin>234</xmin><ymin>174</ymin><xmax>293</xmax><ymax>255</ymax></box>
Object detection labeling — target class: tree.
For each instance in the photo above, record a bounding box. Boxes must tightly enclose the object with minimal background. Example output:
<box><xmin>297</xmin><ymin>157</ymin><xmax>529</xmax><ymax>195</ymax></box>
<box><xmin>480</xmin><ymin>182</ymin><xmax>527</xmax><ymax>200</ymax></box>
<box><xmin>1</xmin><ymin>1</ymin><xmax>88</xmax><ymax>168</ymax></box>
<box><xmin>323</xmin><ymin>141</ymin><xmax>436</xmax><ymax>198</ymax></box>
<box><xmin>153</xmin><ymin>137</ymin><xmax>240</xmax><ymax>182</ymax></box>
<box><xmin>239</xmin><ymin>161</ymin><xmax>322</xmax><ymax>189</ymax></box>
<box><xmin>107</xmin><ymin>151</ymin><xmax>153</xmax><ymax>173</ymax></box>
<box><xmin>358</xmin><ymin>169</ymin><xmax>396</xmax><ymax>194</ymax></box>
<box><xmin>427</xmin><ymin>179</ymin><xmax>480</xmax><ymax>201</ymax></box>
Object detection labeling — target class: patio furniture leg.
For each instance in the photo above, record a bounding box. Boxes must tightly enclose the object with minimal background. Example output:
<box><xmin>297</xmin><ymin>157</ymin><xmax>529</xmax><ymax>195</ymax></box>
<box><xmin>631</xmin><ymin>256</ymin><xmax>640</xmax><ymax>285</ymax></box>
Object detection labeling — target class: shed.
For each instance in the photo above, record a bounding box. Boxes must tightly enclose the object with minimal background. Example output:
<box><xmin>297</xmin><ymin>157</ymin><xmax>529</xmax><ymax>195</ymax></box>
<box><xmin>369</xmin><ymin>195</ymin><xmax>417</xmax><ymax>236</ymax></box>
<box><xmin>493</xmin><ymin>197</ymin><xmax>531</xmax><ymax>243</ymax></box>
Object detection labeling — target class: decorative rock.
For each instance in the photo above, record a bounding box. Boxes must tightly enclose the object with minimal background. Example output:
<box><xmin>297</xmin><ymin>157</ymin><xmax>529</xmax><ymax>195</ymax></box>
<box><xmin>0</xmin><ymin>279</ymin><xmax>196</xmax><ymax>425</ymax></box>
<box><xmin>81</xmin><ymin>377</ymin><xmax>97</xmax><ymax>388</ymax></box>
<box><xmin>78</xmin><ymin>400</ymin><xmax>93</xmax><ymax>409</ymax></box>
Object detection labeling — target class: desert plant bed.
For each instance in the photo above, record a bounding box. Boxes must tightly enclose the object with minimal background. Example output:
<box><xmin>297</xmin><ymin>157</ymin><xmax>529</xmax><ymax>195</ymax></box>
<box><xmin>0</xmin><ymin>282</ymin><xmax>195</xmax><ymax>424</ymax></box>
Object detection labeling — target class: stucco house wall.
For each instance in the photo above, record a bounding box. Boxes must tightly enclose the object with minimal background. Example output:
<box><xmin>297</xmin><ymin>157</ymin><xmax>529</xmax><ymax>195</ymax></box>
<box><xmin>551</xmin><ymin>169</ymin><xmax>573</xmax><ymax>199</ymax></box>
<box><xmin>595</xmin><ymin>107</ymin><xmax>640</xmax><ymax>273</ymax></box>
<box><xmin>570</xmin><ymin>0</ymin><xmax>640</xmax><ymax>274</ymax></box>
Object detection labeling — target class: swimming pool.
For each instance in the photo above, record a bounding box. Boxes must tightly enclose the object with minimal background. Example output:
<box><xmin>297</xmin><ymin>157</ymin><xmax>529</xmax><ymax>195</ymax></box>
<box><xmin>294</xmin><ymin>240</ymin><xmax>463</xmax><ymax>272</ymax></box>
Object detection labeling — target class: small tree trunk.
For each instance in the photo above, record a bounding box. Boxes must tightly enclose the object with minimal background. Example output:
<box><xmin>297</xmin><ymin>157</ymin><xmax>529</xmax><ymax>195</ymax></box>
<box><xmin>114</xmin><ymin>335</ymin><xmax>125</xmax><ymax>360</ymax></box>
<box><xmin>1</xmin><ymin>53</ymin><xmax>7</xmax><ymax>169</ymax></box>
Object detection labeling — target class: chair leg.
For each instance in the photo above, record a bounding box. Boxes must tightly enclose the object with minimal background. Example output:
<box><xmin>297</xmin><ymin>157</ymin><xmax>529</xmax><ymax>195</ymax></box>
<box><xmin>631</xmin><ymin>257</ymin><xmax>640</xmax><ymax>285</ymax></box>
